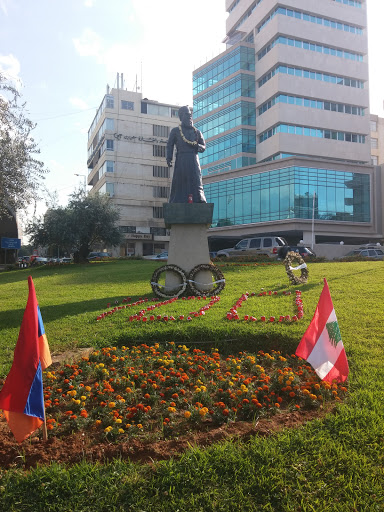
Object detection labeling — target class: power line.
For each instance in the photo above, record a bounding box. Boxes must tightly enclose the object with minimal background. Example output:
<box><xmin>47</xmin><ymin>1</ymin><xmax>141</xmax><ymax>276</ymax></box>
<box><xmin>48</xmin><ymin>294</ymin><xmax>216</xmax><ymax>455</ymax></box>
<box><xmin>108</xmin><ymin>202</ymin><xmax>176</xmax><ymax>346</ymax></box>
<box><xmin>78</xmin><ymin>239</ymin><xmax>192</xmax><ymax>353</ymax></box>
<box><xmin>31</xmin><ymin>106</ymin><xmax>97</xmax><ymax>122</ymax></box>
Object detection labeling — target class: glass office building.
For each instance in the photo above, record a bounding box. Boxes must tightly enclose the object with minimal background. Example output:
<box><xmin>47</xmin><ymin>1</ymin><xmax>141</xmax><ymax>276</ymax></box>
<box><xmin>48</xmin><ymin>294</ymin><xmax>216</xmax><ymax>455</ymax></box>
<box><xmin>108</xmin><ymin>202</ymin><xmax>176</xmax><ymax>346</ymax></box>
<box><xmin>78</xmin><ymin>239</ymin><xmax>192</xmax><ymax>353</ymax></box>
<box><xmin>205</xmin><ymin>166</ymin><xmax>370</xmax><ymax>227</ymax></box>
<box><xmin>192</xmin><ymin>0</ymin><xmax>381</xmax><ymax>246</ymax></box>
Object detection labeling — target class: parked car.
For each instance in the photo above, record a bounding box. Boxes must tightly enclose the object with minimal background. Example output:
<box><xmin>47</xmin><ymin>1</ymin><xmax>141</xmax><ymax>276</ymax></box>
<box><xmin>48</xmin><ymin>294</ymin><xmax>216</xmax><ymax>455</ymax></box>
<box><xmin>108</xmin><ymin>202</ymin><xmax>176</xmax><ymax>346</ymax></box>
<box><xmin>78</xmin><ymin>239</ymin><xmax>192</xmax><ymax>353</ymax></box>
<box><xmin>216</xmin><ymin>236</ymin><xmax>288</xmax><ymax>259</ymax></box>
<box><xmin>87</xmin><ymin>252</ymin><xmax>112</xmax><ymax>261</ymax></box>
<box><xmin>342</xmin><ymin>248</ymin><xmax>384</xmax><ymax>260</ymax></box>
<box><xmin>143</xmin><ymin>251</ymin><xmax>168</xmax><ymax>261</ymax></box>
<box><xmin>32</xmin><ymin>257</ymin><xmax>49</xmax><ymax>265</ymax></box>
<box><xmin>278</xmin><ymin>246</ymin><xmax>316</xmax><ymax>260</ymax></box>
<box><xmin>60</xmin><ymin>257</ymin><xmax>73</xmax><ymax>263</ymax></box>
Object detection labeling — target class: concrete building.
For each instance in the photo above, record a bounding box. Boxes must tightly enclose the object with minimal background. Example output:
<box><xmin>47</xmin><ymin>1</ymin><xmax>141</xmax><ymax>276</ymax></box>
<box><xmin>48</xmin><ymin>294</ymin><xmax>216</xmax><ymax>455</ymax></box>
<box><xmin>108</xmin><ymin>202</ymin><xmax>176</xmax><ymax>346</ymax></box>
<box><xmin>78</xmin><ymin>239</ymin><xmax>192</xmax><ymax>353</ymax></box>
<box><xmin>87</xmin><ymin>79</ymin><xmax>180</xmax><ymax>256</ymax></box>
<box><xmin>370</xmin><ymin>114</ymin><xmax>384</xmax><ymax>165</ymax></box>
<box><xmin>193</xmin><ymin>0</ymin><xmax>383</xmax><ymax>250</ymax></box>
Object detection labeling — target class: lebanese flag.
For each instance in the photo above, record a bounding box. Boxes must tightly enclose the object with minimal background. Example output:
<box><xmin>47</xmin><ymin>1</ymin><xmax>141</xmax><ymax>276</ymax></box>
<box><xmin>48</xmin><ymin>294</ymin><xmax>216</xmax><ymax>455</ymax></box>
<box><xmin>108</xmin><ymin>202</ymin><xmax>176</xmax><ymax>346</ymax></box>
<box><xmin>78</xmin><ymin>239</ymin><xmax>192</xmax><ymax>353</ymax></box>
<box><xmin>296</xmin><ymin>279</ymin><xmax>349</xmax><ymax>383</ymax></box>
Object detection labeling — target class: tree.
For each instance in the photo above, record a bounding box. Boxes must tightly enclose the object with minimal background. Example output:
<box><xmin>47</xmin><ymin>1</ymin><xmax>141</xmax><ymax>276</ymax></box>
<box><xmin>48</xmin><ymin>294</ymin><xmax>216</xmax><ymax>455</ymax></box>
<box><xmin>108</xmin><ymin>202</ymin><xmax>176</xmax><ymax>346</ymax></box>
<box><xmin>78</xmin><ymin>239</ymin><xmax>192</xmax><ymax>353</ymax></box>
<box><xmin>26</xmin><ymin>191</ymin><xmax>123</xmax><ymax>262</ymax></box>
<box><xmin>0</xmin><ymin>72</ymin><xmax>47</xmax><ymax>218</ymax></box>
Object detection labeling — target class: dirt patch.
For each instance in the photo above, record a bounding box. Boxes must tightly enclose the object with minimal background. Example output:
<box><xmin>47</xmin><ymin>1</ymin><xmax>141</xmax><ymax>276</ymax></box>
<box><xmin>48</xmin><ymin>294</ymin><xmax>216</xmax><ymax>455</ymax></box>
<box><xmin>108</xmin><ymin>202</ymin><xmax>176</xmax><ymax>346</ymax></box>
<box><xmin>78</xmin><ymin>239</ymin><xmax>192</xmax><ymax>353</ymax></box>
<box><xmin>0</xmin><ymin>406</ymin><xmax>330</xmax><ymax>470</ymax></box>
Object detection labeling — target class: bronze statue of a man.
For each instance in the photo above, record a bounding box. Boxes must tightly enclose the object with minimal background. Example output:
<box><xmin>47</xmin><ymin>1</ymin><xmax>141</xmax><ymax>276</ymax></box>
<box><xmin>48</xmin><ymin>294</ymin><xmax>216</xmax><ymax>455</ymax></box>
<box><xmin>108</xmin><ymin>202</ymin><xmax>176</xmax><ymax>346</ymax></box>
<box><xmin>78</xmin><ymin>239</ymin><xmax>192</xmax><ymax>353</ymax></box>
<box><xmin>166</xmin><ymin>105</ymin><xmax>207</xmax><ymax>203</ymax></box>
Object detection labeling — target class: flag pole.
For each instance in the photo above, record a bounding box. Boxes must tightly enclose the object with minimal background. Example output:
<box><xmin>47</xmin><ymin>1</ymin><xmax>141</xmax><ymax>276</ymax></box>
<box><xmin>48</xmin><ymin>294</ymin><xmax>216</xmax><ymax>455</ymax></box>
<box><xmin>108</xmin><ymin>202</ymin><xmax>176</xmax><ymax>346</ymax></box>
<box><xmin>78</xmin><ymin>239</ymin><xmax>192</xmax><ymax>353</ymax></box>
<box><xmin>42</xmin><ymin>401</ymin><xmax>48</xmax><ymax>441</ymax></box>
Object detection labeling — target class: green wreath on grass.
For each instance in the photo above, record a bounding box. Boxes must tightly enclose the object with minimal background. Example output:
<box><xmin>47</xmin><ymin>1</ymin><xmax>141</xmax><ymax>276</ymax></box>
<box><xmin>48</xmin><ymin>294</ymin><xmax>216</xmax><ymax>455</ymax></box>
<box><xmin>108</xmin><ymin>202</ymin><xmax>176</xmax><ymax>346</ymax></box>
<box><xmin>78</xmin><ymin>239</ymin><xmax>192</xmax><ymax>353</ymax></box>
<box><xmin>188</xmin><ymin>263</ymin><xmax>225</xmax><ymax>296</ymax></box>
<box><xmin>150</xmin><ymin>264</ymin><xmax>188</xmax><ymax>298</ymax></box>
<box><xmin>284</xmin><ymin>251</ymin><xmax>309</xmax><ymax>285</ymax></box>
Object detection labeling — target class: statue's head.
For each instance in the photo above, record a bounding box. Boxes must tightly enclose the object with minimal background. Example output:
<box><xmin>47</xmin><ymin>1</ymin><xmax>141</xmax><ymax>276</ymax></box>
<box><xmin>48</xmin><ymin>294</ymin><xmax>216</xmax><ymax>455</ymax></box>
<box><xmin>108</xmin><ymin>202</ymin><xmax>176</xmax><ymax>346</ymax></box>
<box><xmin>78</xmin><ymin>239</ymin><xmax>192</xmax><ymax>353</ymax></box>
<box><xmin>178</xmin><ymin>105</ymin><xmax>193</xmax><ymax>127</ymax></box>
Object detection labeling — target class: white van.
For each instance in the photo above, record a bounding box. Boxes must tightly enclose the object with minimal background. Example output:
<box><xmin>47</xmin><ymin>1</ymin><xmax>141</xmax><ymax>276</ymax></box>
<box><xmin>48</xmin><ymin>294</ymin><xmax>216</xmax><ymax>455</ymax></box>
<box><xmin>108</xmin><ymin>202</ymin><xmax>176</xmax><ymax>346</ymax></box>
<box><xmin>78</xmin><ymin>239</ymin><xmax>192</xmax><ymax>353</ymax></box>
<box><xmin>216</xmin><ymin>236</ymin><xmax>288</xmax><ymax>259</ymax></box>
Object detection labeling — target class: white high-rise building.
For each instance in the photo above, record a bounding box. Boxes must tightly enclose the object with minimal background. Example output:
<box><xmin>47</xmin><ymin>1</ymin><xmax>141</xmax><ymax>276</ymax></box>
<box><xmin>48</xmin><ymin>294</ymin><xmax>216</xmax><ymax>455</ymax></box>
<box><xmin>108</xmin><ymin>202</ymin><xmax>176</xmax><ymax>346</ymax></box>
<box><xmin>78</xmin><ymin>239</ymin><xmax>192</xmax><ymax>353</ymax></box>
<box><xmin>87</xmin><ymin>80</ymin><xmax>180</xmax><ymax>256</ymax></box>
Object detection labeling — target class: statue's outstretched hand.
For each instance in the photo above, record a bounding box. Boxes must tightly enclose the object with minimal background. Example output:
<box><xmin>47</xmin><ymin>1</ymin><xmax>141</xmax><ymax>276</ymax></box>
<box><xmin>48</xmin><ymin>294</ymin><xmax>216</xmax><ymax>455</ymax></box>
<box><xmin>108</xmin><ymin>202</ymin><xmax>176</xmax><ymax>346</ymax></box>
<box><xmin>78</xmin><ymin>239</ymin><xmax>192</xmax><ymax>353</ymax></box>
<box><xmin>166</xmin><ymin>159</ymin><xmax>173</xmax><ymax>167</ymax></box>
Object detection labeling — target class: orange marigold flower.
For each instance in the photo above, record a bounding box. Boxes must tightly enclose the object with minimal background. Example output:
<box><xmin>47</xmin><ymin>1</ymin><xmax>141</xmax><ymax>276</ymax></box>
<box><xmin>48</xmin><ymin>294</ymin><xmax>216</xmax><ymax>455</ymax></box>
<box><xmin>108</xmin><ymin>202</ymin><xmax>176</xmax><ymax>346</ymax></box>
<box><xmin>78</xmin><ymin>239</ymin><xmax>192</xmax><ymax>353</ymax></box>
<box><xmin>289</xmin><ymin>392</ymin><xmax>295</xmax><ymax>398</ymax></box>
<box><xmin>184</xmin><ymin>411</ymin><xmax>191</xmax><ymax>419</ymax></box>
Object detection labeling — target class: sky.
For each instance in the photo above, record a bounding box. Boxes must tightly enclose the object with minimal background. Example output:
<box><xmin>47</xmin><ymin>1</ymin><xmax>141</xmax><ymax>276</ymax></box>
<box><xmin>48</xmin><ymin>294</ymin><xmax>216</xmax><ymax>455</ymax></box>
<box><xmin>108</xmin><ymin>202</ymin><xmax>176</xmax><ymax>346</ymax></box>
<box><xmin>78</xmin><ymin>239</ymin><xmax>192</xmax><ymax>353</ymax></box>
<box><xmin>0</xmin><ymin>0</ymin><xmax>383</xmax><ymax>219</ymax></box>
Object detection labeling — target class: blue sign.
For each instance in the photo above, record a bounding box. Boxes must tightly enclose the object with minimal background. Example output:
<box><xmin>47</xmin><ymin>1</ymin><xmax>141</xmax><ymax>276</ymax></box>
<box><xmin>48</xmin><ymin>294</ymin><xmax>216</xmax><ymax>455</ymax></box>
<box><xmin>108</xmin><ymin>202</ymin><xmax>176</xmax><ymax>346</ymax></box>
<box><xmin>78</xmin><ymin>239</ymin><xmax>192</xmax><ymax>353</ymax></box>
<box><xmin>1</xmin><ymin>237</ymin><xmax>21</xmax><ymax>249</ymax></box>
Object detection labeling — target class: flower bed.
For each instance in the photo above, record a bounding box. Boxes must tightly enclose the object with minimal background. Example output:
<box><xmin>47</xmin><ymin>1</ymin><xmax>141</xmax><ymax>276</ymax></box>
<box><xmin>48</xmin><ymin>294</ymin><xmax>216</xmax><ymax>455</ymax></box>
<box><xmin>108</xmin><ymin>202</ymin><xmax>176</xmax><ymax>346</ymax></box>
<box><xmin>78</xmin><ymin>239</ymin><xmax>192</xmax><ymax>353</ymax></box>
<box><xmin>43</xmin><ymin>343</ymin><xmax>347</xmax><ymax>441</ymax></box>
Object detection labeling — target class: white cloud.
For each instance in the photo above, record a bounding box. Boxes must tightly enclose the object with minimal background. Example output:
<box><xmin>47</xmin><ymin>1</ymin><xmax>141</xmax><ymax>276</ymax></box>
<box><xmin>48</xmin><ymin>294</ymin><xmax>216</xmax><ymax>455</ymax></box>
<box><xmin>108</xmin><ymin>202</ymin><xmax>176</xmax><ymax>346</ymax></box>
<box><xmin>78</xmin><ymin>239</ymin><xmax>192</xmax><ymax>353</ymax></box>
<box><xmin>69</xmin><ymin>96</ymin><xmax>90</xmax><ymax>110</ymax></box>
<box><xmin>72</xmin><ymin>28</ymin><xmax>103</xmax><ymax>57</ymax></box>
<box><xmin>0</xmin><ymin>0</ymin><xmax>10</xmax><ymax>15</ymax></box>
<box><xmin>0</xmin><ymin>53</ymin><xmax>21</xmax><ymax>82</ymax></box>
<box><xmin>84</xmin><ymin>0</ymin><xmax>94</xmax><ymax>6</ymax></box>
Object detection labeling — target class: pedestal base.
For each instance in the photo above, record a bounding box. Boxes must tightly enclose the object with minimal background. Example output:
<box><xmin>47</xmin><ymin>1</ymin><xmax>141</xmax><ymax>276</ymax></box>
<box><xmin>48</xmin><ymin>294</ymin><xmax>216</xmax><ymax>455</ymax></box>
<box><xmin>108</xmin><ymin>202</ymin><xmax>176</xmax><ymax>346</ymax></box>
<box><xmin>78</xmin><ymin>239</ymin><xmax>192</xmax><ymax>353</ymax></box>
<box><xmin>163</xmin><ymin>203</ymin><xmax>214</xmax><ymax>293</ymax></box>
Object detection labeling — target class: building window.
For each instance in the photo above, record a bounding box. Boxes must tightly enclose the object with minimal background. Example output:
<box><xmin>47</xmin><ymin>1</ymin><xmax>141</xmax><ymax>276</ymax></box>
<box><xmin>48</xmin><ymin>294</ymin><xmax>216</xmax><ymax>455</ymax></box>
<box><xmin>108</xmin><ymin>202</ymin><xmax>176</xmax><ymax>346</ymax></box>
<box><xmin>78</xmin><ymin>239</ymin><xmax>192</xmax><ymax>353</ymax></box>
<box><xmin>106</xmin><ymin>139</ymin><xmax>114</xmax><ymax>150</ymax></box>
<box><xmin>371</xmin><ymin>138</ymin><xmax>378</xmax><ymax>149</ymax></box>
<box><xmin>106</xmin><ymin>95</ymin><xmax>114</xmax><ymax>108</ymax></box>
<box><xmin>153</xmin><ymin>186</ymin><xmax>170</xmax><ymax>198</ymax></box>
<box><xmin>153</xmin><ymin>145</ymin><xmax>166</xmax><ymax>157</ymax></box>
<box><xmin>371</xmin><ymin>156</ymin><xmax>378</xmax><ymax>165</ymax></box>
<box><xmin>150</xmin><ymin>227</ymin><xmax>167</xmax><ymax>236</ymax></box>
<box><xmin>153</xmin><ymin>125</ymin><xmax>170</xmax><ymax>137</ymax></box>
<box><xmin>370</xmin><ymin>120</ymin><xmax>378</xmax><ymax>132</ymax></box>
<box><xmin>100</xmin><ymin>160</ymin><xmax>114</xmax><ymax>176</ymax></box>
<box><xmin>121</xmin><ymin>100</ymin><xmax>134</xmax><ymax>110</ymax></box>
<box><xmin>100</xmin><ymin>183</ymin><xmax>114</xmax><ymax>197</ymax></box>
<box><xmin>171</xmin><ymin>108</ymin><xmax>179</xmax><ymax>117</ymax></box>
<box><xmin>259</xmin><ymin>124</ymin><xmax>366</xmax><ymax>144</ymax></box>
<box><xmin>153</xmin><ymin>165</ymin><xmax>170</xmax><ymax>178</ymax></box>
<box><xmin>119</xmin><ymin>226</ymin><xmax>136</xmax><ymax>233</ymax></box>
<box><xmin>153</xmin><ymin>206</ymin><xmax>164</xmax><ymax>218</ymax></box>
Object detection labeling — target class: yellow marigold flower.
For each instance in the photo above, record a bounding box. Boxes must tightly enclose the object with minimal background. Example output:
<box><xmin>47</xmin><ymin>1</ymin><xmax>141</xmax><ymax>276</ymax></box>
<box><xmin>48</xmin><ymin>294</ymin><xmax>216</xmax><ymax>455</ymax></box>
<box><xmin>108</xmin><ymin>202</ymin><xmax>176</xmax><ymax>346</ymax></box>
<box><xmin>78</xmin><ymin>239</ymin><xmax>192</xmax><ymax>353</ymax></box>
<box><xmin>184</xmin><ymin>411</ymin><xmax>191</xmax><ymax>419</ymax></box>
<box><xmin>80</xmin><ymin>396</ymin><xmax>87</xmax><ymax>401</ymax></box>
<box><xmin>95</xmin><ymin>420</ymin><xmax>102</xmax><ymax>426</ymax></box>
<box><xmin>72</xmin><ymin>399</ymin><xmax>81</xmax><ymax>405</ymax></box>
<box><xmin>126</xmin><ymin>423</ymin><xmax>131</xmax><ymax>428</ymax></box>
<box><xmin>126</xmin><ymin>387</ymin><xmax>133</xmax><ymax>393</ymax></box>
<box><xmin>137</xmin><ymin>424</ymin><xmax>143</xmax><ymax>429</ymax></box>
<box><xmin>85</xmin><ymin>386</ymin><xmax>91</xmax><ymax>392</ymax></box>
<box><xmin>115</xmin><ymin>418</ymin><xmax>122</xmax><ymax>424</ymax></box>
<box><xmin>108</xmin><ymin>402</ymin><xmax>116</xmax><ymax>408</ymax></box>
<box><xmin>118</xmin><ymin>429</ymin><xmax>124</xmax><ymax>434</ymax></box>
<box><xmin>310</xmin><ymin>394</ymin><xmax>317</xmax><ymax>400</ymax></box>
<box><xmin>98</xmin><ymin>363</ymin><xmax>105</xmax><ymax>368</ymax></box>
<box><xmin>104</xmin><ymin>426</ymin><xmax>113</xmax><ymax>433</ymax></box>
<box><xmin>168</xmin><ymin>407</ymin><xmax>176</xmax><ymax>413</ymax></box>
<box><xmin>199</xmin><ymin>407</ymin><xmax>209</xmax><ymax>417</ymax></box>
<box><xmin>200</xmin><ymin>386</ymin><xmax>207</xmax><ymax>392</ymax></box>
<box><xmin>229</xmin><ymin>381</ymin><xmax>234</xmax><ymax>386</ymax></box>
<box><xmin>195</xmin><ymin>387</ymin><xmax>201</xmax><ymax>393</ymax></box>
<box><xmin>67</xmin><ymin>390</ymin><xmax>77</xmax><ymax>397</ymax></box>
<box><xmin>314</xmin><ymin>384</ymin><xmax>320</xmax><ymax>390</ymax></box>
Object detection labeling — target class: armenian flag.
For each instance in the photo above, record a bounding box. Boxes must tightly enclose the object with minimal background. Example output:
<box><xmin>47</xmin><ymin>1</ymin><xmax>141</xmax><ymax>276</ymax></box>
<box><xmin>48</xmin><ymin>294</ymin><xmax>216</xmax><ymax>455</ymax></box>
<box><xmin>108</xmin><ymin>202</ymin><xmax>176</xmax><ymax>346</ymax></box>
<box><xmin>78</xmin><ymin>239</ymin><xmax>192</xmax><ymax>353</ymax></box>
<box><xmin>0</xmin><ymin>276</ymin><xmax>52</xmax><ymax>443</ymax></box>
<box><xmin>296</xmin><ymin>278</ymin><xmax>349</xmax><ymax>383</ymax></box>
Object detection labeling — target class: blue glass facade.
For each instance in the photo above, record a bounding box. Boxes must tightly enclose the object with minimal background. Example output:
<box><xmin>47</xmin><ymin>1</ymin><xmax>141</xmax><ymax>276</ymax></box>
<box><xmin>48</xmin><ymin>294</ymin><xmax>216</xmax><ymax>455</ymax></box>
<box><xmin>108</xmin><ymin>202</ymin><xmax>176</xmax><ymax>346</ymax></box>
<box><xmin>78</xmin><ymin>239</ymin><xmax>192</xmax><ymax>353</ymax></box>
<box><xmin>195</xmin><ymin>101</ymin><xmax>255</xmax><ymax>139</ymax></box>
<box><xmin>193</xmin><ymin>46</ymin><xmax>255</xmax><ymax>95</ymax></box>
<box><xmin>199</xmin><ymin>129</ymin><xmax>256</xmax><ymax>170</ymax></box>
<box><xmin>205</xmin><ymin>166</ymin><xmax>370</xmax><ymax>226</ymax></box>
<box><xmin>194</xmin><ymin>74</ymin><xmax>255</xmax><ymax>118</ymax></box>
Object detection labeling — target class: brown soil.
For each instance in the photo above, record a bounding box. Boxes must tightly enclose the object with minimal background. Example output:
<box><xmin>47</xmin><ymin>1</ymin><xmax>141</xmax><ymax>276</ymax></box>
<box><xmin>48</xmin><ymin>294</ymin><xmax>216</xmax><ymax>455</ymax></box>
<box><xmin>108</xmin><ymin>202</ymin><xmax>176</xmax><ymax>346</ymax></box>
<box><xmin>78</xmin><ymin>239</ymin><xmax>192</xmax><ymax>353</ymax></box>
<box><xmin>0</xmin><ymin>407</ymin><xmax>329</xmax><ymax>471</ymax></box>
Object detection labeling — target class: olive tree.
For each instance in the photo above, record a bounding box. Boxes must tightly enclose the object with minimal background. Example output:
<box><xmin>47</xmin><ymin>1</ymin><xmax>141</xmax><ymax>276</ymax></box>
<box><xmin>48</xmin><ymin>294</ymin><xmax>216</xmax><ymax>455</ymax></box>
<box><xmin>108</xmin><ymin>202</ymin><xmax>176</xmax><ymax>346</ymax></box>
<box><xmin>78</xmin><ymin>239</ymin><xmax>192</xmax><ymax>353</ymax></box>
<box><xmin>27</xmin><ymin>191</ymin><xmax>123</xmax><ymax>262</ymax></box>
<box><xmin>0</xmin><ymin>72</ymin><xmax>47</xmax><ymax>218</ymax></box>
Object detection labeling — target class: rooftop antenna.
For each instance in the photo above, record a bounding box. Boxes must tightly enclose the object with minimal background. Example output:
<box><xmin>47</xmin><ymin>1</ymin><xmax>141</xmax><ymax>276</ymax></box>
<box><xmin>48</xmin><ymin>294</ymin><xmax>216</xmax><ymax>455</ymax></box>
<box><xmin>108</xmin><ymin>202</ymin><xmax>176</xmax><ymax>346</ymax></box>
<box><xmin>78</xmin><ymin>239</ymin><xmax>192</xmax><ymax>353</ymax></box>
<box><xmin>116</xmin><ymin>72</ymin><xmax>120</xmax><ymax>89</ymax></box>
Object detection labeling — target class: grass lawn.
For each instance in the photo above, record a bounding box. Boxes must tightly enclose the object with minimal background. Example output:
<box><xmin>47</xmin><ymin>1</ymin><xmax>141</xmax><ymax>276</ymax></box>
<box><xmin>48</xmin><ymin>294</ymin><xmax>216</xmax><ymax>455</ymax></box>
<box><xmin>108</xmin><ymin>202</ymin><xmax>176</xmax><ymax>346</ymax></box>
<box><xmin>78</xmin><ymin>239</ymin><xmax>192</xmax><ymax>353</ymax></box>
<box><xmin>0</xmin><ymin>259</ymin><xmax>383</xmax><ymax>511</ymax></box>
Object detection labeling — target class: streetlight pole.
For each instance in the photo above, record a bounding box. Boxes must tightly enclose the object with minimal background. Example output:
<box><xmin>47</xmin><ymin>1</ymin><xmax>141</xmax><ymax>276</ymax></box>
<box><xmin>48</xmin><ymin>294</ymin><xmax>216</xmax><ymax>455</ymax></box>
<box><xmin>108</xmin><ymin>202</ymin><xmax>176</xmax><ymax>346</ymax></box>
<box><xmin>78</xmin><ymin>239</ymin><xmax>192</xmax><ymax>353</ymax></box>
<box><xmin>74</xmin><ymin>173</ymin><xmax>87</xmax><ymax>194</ymax></box>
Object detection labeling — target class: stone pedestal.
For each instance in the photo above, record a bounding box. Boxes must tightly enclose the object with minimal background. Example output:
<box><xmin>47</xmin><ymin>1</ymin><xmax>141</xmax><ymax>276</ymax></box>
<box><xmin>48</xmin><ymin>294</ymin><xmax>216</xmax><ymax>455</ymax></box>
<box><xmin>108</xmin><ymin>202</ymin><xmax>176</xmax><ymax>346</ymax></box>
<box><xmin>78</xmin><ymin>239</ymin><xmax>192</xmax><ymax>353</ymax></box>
<box><xmin>163</xmin><ymin>203</ymin><xmax>214</xmax><ymax>293</ymax></box>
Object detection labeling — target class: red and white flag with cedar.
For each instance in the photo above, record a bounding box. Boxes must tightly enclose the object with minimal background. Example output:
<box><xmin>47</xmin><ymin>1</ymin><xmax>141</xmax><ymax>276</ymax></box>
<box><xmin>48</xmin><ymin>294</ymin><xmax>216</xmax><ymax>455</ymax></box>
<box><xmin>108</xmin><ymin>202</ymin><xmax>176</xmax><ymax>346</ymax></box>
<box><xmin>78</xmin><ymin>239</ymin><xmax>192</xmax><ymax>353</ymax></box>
<box><xmin>295</xmin><ymin>279</ymin><xmax>349</xmax><ymax>383</ymax></box>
